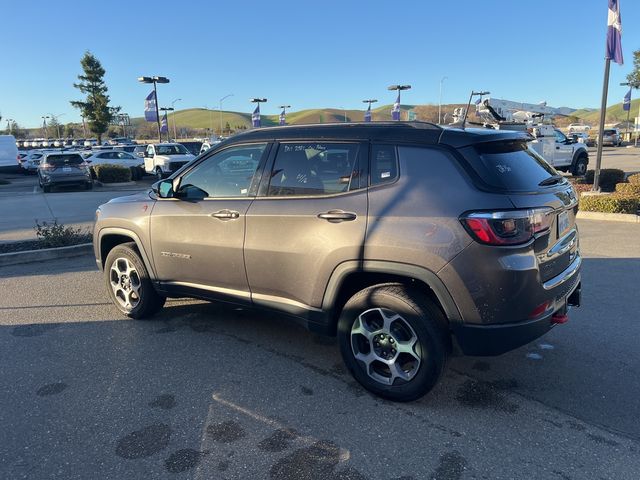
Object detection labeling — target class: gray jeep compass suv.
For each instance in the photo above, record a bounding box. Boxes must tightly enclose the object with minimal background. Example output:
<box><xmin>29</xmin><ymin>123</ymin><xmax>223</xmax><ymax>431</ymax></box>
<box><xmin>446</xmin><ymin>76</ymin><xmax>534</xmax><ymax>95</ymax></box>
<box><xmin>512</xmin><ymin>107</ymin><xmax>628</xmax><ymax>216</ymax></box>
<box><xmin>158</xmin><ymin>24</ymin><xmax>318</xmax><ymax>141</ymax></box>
<box><xmin>94</xmin><ymin>122</ymin><xmax>581</xmax><ymax>401</ymax></box>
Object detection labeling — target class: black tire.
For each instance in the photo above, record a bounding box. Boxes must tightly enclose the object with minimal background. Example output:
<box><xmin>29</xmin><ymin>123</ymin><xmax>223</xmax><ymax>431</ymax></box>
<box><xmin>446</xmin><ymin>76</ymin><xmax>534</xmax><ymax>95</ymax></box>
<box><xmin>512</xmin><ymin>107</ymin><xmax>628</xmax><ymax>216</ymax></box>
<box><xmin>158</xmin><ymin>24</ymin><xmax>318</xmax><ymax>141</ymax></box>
<box><xmin>337</xmin><ymin>283</ymin><xmax>449</xmax><ymax>402</ymax></box>
<box><xmin>155</xmin><ymin>167</ymin><xmax>164</xmax><ymax>181</ymax></box>
<box><xmin>43</xmin><ymin>184</ymin><xmax>51</xmax><ymax>193</ymax></box>
<box><xmin>129</xmin><ymin>166</ymin><xmax>138</xmax><ymax>181</ymax></box>
<box><xmin>104</xmin><ymin>242</ymin><xmax>165</xmax><ymax>319</ymax></box>
<box><xmin>571</xmin><ymin>155</ymin><xmax>588</xmax><ymax>177</ymax></box>
<box><xmin>85</xmin><ymin>181</ymin><xmax>93</xmax><ymax>190</ymax></box>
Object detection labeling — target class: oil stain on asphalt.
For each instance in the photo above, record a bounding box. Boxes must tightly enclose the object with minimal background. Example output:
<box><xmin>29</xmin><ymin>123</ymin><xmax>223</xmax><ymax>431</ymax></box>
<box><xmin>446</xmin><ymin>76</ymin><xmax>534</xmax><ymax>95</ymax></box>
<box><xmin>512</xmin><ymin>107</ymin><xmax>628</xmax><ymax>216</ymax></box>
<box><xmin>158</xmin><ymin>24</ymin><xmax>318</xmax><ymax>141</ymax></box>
<box><xmin>206</xmin><ymin>420</ymin><xmax>246</xmax><ymax>443</ymax></box>
<box><xmin>258</xmin><ymin>428</ymin><xmax>298</xmax><ymax>453</ymax></box>
<box><xmin>36</xmin><ymin>382</ymin><xmax>67</xmax><ymax>396</ymax></box>
<box><xmin>115</xmin><ymin>423</ymin><xmax>171</xmax><ymax>459</ymax></box>
<box><xmin>430</xmin><ymin>451</ymin><xmax>467</xmax><ymax>480</ymax></box>
<box><xmin>148</xmin><ymin>394</ymin><xmax>176</xmax><ymax>410</ymax></box>
<box><xmin>12</xmin><ymin>323</ymin><xmax>59</xmax><ymax>337</ymax></box>
<box><xmin>455</xmin><ymin>379</ymin><xmax>519</xmax><ymax>413</ymax></box>
<box><xmin>164</xmin><ymin>448</ymin><xmax>209</xmax><ymax>473</ymax></box>
<box><xmin>269</xmin><ymin>440</ymin><xmax>367</xmax><ymax>480</ymax></box>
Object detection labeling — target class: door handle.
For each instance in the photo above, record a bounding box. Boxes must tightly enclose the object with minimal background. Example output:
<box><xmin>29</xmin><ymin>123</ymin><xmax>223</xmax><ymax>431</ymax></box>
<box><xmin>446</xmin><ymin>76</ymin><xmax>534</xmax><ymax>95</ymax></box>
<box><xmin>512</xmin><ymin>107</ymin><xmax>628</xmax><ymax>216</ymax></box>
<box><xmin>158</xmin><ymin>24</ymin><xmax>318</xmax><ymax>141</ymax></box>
<box><xmin>317</xmin><ymin>210</ymin><xmax>357</xmax><ymax>222</ymax></box>
<box><xmin>211</xmin><ymin>210</ymin><xmax>240</xmax><ymax>220</ymax></box>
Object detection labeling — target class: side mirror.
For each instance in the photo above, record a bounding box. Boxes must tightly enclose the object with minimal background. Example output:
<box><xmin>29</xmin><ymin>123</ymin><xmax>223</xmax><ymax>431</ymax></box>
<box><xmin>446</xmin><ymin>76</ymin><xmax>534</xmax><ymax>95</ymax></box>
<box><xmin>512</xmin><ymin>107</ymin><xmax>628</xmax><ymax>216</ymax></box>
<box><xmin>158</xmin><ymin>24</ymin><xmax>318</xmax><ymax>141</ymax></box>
<box><xmin>153</xmin><ymin>179</ymin><xmax>174</xmax><ymax>198</ymax></box>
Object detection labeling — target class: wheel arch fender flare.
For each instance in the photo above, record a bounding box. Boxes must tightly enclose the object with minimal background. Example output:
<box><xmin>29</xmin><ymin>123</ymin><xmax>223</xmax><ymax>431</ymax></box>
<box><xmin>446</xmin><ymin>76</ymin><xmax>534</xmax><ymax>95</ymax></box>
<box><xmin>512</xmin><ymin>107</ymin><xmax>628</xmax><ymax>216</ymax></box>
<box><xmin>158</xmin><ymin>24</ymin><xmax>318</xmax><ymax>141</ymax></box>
<box><xmin>322</xmin><ymin>260</ymin><xmax>463</xmax><ymax>325</ymax></box>
<box><xmin>571</xmin><ymin>148</ymin><xmax>589</xmax><ymax>167</ymax></box>
<box><xmin>97</xmin><ymin>227</ymin><xmax>157</xmax><ymax>280</ymax></box>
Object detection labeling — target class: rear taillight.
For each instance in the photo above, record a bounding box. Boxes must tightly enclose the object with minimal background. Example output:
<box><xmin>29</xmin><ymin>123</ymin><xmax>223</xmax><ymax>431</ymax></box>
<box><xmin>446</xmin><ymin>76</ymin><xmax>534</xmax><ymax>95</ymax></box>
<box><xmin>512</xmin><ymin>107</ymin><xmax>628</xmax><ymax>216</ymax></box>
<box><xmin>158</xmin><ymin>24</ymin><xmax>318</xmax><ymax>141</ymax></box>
<box><xmin>461</xmin><ymin>208</ymin><xmax>553</xmax><ymax>246</ymax></box>
<box><xmin>40</xmin><ymin>162</ymin><xmax>54</xmax><ymax>170</ymax></box>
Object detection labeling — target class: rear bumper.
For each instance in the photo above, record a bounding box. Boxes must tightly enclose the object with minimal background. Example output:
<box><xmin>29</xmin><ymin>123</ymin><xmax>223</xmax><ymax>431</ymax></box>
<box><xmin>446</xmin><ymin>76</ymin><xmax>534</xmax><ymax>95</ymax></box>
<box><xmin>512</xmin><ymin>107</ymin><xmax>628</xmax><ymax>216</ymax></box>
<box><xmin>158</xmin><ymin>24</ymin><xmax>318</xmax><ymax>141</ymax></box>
<box><xmin>453</xmin><ymin>277</ymin><xmax>581</xmax><ymax>356</ymax></box>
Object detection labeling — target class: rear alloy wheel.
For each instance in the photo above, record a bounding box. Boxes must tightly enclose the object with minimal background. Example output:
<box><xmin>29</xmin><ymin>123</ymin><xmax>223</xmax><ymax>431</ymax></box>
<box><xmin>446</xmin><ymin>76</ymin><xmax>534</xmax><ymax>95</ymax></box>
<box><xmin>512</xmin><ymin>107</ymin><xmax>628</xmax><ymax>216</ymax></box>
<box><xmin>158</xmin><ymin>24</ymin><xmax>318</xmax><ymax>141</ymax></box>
<box><xmin>105</xmin><ymin>243</ymin><xmax>165</xmax><ymax>319</ymax></box>
<box><xmin>338</xmin><ymin>284</ymin><xmax>448</xmax><ymax>402</ymax></box>
<box><xmin>572</xmin><ymin>155</ymin><xmax>588</xmax><ymax>177</ymax></box>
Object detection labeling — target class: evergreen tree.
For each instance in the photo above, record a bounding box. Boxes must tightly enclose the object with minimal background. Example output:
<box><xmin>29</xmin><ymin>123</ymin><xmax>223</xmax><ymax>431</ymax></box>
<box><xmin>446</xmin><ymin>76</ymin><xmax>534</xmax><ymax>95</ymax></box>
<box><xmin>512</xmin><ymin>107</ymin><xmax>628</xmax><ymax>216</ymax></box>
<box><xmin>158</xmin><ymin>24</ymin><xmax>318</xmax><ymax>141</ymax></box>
<box><xmin>70</xmin><ymin>52</ymin><xmax>119</xmax><ymax>143</ymax></box>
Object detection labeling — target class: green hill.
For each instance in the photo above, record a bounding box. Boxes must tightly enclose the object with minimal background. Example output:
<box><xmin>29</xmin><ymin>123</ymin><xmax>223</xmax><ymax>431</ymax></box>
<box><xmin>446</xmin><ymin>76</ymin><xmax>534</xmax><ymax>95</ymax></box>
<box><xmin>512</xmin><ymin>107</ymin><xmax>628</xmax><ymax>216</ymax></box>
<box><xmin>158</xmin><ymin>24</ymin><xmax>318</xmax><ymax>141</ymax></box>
<box><xmin>131</xmin><ymin>104</ymin><xmax>420</xmax><ymax>130</ymax></box>
<box><xmin>573</xmin><ymin>99</ymin><xmax>640</xmax><ymax>124</ymax></box>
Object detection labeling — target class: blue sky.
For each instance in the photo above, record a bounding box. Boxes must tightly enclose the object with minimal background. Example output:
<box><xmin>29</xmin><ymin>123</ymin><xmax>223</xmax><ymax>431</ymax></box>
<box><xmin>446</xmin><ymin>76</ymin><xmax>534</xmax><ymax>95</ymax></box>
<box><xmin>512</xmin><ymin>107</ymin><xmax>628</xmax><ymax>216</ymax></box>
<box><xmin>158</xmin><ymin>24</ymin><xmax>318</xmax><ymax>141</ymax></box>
<box><xmin>2</xmin><ymin>0</ymin><xmax>639</xmax><ymax>127</ymax></box>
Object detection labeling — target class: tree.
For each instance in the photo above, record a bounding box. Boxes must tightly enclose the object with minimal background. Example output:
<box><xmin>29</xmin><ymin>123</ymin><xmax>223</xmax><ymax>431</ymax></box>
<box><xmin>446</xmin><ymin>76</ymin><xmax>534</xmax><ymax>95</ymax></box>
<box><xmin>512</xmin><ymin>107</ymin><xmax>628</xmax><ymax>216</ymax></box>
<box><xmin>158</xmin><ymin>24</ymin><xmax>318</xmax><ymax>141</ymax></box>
<box><xmin>48</xmin><ymin>116</ymin><xmax>62</xmax><ymax>137</ymax></box>
<box><xmin>627</xmin><ymin>49</ymin><xmax>640</xmax><ymax>88</ymax></box>
<box><xmin>70</xmin><ymin>51</ymin><xmax>119</xmax><ymax>143</ymax></box>
<box><xmin>64</xmin><ymin>123</ymin><xmax>75</xmax><ymax>138</ymax></box>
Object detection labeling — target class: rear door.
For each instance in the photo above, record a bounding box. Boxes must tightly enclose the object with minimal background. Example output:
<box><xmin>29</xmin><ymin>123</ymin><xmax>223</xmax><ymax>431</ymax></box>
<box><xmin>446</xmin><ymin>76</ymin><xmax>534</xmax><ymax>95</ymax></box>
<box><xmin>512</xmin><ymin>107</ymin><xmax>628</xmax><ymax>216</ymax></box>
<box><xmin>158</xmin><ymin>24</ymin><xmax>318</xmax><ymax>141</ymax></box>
<box><xmin>244</xmin><ymin>141</ymin><xmax>368</xmax><ymax>315</ymax></box>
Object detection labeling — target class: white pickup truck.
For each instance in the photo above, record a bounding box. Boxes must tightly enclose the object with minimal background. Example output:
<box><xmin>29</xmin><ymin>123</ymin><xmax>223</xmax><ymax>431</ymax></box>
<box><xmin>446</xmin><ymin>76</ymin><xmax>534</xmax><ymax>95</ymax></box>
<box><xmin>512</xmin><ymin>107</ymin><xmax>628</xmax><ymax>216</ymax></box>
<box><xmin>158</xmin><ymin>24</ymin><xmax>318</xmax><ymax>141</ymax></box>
<box><xmin>143</xmin><ymin>143</ymin><xmax>195</xmax><ymax>180</ymax></box>
<box><xmin>529</xmin><ymin>125</ymin><xmax>589</xmax><ymax>176</ymax></box>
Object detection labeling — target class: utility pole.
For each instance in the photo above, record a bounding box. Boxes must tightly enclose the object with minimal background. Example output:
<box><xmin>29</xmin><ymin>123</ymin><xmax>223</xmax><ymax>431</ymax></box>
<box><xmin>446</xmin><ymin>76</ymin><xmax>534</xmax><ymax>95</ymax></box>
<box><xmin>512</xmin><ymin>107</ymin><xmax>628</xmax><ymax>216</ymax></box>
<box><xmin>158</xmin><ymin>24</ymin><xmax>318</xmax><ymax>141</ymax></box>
<box><xmin>6</xmin><ymin>118</ymin><xmax>14</xmax><ymax>134</ymax></box>
<box><xmin>219</xmin><ymin>94</ymin><xmax>233</xmax><ymax>135</ymax></box>
<box><xmin>171</xmin><ymin>98</ymin><xmax>182</xmax><ymax>140</ymax></box>
<box><xmin>438</xmin><ymin>76</ymin><xmax>448</xmax><ymax>124</ymax></box>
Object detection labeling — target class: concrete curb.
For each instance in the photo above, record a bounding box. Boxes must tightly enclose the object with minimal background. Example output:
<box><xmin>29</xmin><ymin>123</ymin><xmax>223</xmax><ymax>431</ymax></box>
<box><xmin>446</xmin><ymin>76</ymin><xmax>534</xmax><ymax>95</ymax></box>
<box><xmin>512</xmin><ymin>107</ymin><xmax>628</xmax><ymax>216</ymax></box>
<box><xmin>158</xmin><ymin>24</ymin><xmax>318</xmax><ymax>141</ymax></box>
<box><xmin>577</xmin><ymin>211</ymin><xmax>640</xmax><ymax>223</ymax></box>
<box><xmin>95</xmin><ymin>181</ymin><xmax>136</xmax><ymax>187</ymax></box>
<box><xmin>0</xmin><ymin>243</ymin><xmax>93</xmax><ymax>267</ymax></box>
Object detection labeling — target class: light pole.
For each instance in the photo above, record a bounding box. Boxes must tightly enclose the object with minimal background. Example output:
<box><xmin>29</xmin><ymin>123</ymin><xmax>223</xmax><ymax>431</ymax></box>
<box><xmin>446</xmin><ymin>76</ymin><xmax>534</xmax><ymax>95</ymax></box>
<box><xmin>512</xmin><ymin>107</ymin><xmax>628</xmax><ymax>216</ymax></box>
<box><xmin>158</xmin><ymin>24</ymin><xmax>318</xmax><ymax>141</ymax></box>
<box><xmin>438</xmin><ymin>76</ymin><xmax>448</xmax><ymax>124</ymax></box>
<box><xmin>250</xmin><ymin>98</ymin><xmax>267</xmax><ymax>128</ymax></box>
<box><xmin>219</xmin><ymin>94</ymin><xmax>233</xmax><ymax>135</ymax></box>
<box><xmin>41</xmin><ymin>116</ymin><xmax>50</xmax><ymax>137</ymax></box>
<box><xmin>159</xmin><ymin>107</ymin><xmax>174</xmax><ymax>142</ymax></box>
<box><xmin>279</xmin><ymin>105</ymin><xmax>291</xmax><ymax>126</ymax></box>
<box><xmin>620</xmin><ymin>81</ymin><xmax>639</xmax><ymax>146</ymax></box>
<box><xmin>362</xmin><ymin>99</ymin><xmax>377</xmax><ymax>122</ymax></box>
<box><xmin>137</xmin><ymin>76</ymin><xmax>170</xmax><ymax>141</ymax></box>
<box><xmin>171</xmin><ymin>98</ymin><xmax>182</xmax><ymax>140</ymax></box>
<box><xmin>462</xmin><ymin>90</ymin><xmax>490</xmax><ymax>128</ymax></box>
<box><xmin>388</xmin><ymin>85</ymin><xmax>411</xmax><ymax>121</ymax></box>
<box><xmin>6</xmin><ymin>118</ymin><xmax>14</xmax><ymax>134</ymax></box>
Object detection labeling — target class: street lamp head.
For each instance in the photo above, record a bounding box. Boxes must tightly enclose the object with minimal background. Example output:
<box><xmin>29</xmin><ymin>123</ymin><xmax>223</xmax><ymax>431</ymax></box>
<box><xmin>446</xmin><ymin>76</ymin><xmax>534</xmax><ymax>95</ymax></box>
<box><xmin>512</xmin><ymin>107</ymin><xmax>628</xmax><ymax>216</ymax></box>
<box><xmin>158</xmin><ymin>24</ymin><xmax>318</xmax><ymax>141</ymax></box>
<box><xmin>472</xmin><ymin>91</ymin><xmax>490</xmax><ymax>96</ymax></box>
<box><xmin>160</xmin><ymin>107</ymin><xmax>175</xmax><ymax>111</ymax></box>
<box><xmin>154</xmin><ymin>76</ymin><xmax>170</xmax><ymax>84</ymax></box>
<box><xmin>388</xmin><ymin>85</ymin><xmax>411</xmax><ymax>91</ymax></box>
<box><xmin>363</xmin><ymin>99</ymin><xmax>378</xmax><ymax>104</ymax></box>
<box><xmin>279</xmin><ymin>105</ymin><xmax>291</xmax><ymax>109</ymax></box>
<box><xmin>250</xmin><ymin>98</ymin><xmax>267</xmax><ymax>103</ymax></box>
<box><xmin>137</xmin><ymin>76</ymin><xmax>153</xmax><ymax>83</ymax></box>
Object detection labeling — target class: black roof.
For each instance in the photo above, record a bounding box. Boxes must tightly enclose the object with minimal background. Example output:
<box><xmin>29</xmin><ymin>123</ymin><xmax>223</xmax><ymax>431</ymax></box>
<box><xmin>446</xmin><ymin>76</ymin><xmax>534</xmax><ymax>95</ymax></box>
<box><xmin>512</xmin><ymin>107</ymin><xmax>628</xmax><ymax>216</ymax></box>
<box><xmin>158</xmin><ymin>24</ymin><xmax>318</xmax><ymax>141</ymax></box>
<box><xmin>221</xmin><ymin>122</ymin><xmax>531</xmax><ymax>149</ymax></box>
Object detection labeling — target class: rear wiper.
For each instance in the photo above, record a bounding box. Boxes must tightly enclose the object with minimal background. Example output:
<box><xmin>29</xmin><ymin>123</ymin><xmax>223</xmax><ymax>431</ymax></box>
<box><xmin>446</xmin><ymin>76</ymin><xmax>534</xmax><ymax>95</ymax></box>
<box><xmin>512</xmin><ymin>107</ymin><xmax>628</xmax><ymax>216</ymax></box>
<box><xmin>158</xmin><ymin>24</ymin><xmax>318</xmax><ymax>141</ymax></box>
<box><xmin>538</xmin><ymin>175</ymin><xmax>564</xmax><ymax>186</ymax></box>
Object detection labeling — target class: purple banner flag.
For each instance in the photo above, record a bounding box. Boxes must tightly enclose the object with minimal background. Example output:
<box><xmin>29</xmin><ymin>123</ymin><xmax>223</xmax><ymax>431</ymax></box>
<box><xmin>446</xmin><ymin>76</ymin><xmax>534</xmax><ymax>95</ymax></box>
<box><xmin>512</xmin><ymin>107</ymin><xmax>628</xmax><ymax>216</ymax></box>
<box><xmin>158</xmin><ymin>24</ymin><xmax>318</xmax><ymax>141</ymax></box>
<box><xmin>623</xmin><ymin>88</ymin><xmax>632</xmax><ymax>111</ymax></box>
<box><xmin>160</xmin><ymin>112</ymin><xmax>168</xmax><ymax>133</ymax></box>
<box><xmin>144</xmin><ymin>91</ymin><xmax>158</xmax><ymax>122</ymax></box>
<box><xmin>252</xmin><ymin>105</ymin><xmax>261</xmax><ymax>128</ymax></box>
<box><xmin>279</xmin><ymin>109</ymin><xmax>286</xmax><ymax>126</ymax></box>
<box><xmin>364</xmin><ymin>104</ymin><xmax>372</xmax><ymax>122</ymax></box>
<box><xmin>606</xmin><ymin>0</ymin><xmax>623</xmax><ymax>65</ymax></box>
<box><xmin>392</xmin><ymin>93</ymin><xmax>400</xmax><ymax>121</ymax></box>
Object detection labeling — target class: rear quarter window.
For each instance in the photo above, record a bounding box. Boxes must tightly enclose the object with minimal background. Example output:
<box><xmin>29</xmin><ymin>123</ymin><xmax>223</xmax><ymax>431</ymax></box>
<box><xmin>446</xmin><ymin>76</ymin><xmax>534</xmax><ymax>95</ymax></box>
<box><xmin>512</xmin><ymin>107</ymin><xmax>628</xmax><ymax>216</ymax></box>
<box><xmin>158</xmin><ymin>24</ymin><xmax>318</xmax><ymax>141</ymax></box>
<box><xmin>465</xmin><ymin>141</ymin><xmax>560</xmax><ymax>191</ymax></box>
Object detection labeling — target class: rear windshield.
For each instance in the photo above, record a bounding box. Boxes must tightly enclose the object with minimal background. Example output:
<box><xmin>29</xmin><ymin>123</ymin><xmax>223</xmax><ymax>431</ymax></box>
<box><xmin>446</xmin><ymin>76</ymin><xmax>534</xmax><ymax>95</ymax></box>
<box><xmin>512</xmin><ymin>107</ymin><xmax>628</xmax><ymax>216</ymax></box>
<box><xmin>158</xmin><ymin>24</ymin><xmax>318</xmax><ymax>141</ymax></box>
<box><xmin>47</xmin><ymin>154</ymin><xmax>83</xmax><ymax>165</ymax></box>
<box><xmin>470</xmin><ymin>141</ymin><xmax>561</xmax><ymax>191</ymax></box>
<box><xmin>603</xmin><ymin>130</ymin><xmax>616</xmax><ymax>135</ymax></box>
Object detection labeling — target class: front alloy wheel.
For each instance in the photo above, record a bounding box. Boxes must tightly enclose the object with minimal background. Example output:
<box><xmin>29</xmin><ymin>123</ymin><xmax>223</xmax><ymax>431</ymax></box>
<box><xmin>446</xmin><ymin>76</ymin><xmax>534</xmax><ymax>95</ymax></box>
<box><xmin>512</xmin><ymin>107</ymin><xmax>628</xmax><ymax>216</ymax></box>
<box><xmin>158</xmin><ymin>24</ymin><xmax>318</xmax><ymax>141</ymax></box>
<box><xmin>104</xmin><ymin>242</ymin><xmax>165</xmax><ymax>319</ymax></box>
<box><xmin>109</xmin><ymin>257</ymin><xmax>142</xmax><ymax>311</ymax></box>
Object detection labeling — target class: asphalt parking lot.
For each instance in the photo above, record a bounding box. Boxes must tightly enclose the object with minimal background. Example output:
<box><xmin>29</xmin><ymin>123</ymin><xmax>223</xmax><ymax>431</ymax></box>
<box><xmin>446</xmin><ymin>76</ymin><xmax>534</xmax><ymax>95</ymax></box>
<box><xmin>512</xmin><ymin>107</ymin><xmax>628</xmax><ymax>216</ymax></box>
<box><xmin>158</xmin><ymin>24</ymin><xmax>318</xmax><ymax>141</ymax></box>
<box><xmin>0</xmin><ymin>219</ymin><xmax>639</xmax><ymax>479</ymax></box>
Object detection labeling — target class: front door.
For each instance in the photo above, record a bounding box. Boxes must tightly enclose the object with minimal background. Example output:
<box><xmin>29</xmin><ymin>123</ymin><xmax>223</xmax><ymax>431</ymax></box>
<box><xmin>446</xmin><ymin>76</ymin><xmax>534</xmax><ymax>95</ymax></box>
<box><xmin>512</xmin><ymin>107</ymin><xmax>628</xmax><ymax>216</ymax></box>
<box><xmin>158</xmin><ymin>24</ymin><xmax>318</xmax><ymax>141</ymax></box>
<box><xmin>244</xmin><ymin>141</ymin><xmax>368</xmax><ymax>316</ymax></box>
<box><xmin>150</xmin><ymin>143</ymin><xmax>269</xmax><ymax>302</ymax></box>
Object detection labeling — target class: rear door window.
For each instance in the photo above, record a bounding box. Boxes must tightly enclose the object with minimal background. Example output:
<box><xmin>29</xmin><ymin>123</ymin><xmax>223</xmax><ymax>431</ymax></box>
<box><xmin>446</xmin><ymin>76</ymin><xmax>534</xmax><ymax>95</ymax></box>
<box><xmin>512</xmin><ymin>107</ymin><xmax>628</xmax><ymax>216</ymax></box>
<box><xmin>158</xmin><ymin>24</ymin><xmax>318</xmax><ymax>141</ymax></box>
<box><xmin>469</xmin><ymin>141</ymin><xmax>562</xmax><ymax>191</ymax></box>
<box><xmin>370</xmin><ymin>145</ymin><xmax>398</xmax><ymax>185</ymax></box>
<box><xmin>268</xmin><ymin>143</ymin><xmax>360</xmax><ymax>196</ymax></box>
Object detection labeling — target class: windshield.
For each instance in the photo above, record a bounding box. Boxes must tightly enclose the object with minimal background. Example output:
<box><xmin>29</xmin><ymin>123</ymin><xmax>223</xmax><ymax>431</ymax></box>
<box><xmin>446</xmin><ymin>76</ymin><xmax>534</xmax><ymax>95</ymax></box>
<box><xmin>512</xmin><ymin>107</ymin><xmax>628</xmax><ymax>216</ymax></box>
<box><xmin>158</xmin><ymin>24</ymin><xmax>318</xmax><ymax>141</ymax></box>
<box><xmin>157</xmin><ymin>144</ymin><xmax>189</xmax><ymax>155</ymax></box>
<box><xmin>469</xmin><ymin>141</ymin><xmax>563</xmax><ymax>191</ymax></box>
